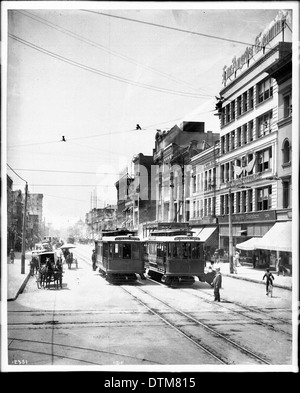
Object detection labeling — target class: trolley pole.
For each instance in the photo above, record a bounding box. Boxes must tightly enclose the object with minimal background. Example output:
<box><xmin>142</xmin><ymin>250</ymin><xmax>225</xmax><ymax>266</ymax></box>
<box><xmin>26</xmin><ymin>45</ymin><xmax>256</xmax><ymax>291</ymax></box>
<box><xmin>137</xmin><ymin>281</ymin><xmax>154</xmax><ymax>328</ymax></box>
<box><xmin>21</xmin><ymin>182</ymin><xmax>28</xmax><ymax>274</ymax></box>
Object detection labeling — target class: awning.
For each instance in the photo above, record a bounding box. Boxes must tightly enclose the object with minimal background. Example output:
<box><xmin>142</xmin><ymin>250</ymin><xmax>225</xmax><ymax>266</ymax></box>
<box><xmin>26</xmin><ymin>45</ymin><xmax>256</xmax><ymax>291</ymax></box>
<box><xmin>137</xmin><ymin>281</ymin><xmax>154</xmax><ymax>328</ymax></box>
<box><xmin>255</xmin><ymin>221</ymin><xmax>292</xmax><ymax>252</ymax></box>
<box><xmin>192</xmin><ymin>226</ymin><xmax>217</xmax><ymax>242</ymax></box>
<box><xmin>236</xmin><ymin>237</ymin><xmax>260</xmax><ymax>251</ymax></box>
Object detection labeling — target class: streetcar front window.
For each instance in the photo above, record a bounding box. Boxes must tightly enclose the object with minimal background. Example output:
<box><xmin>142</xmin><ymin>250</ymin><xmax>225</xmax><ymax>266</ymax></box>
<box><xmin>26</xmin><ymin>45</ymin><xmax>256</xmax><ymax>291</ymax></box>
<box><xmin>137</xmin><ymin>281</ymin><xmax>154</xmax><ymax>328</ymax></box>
<box><xmin>132</xmin><ymin>243</ymin><xmax>140</xmax><ymax>259</ymax></box>
<box><xmin>123</xmin><ymin>243</ymin><xmax>131</xmax><ymax>259</ymax></box>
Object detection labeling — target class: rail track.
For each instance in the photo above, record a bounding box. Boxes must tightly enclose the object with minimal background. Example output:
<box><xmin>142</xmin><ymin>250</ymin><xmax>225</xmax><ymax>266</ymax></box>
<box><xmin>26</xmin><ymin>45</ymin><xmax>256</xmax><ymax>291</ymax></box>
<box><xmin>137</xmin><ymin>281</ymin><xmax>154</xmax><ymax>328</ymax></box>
<box><xmin>120</xmin><ymin>285</ymin><xmax>272</xmax><ymax>365</ymax></box>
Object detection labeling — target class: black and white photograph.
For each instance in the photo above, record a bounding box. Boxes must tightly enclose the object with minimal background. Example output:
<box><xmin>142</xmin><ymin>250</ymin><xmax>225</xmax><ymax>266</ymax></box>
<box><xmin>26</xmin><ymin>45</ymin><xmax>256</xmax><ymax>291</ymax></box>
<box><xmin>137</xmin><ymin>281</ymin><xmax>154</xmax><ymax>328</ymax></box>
<box><xmin>1</xmin><ymin>1</ymin><xmax>299</xmax><ymax>375</ymax></box>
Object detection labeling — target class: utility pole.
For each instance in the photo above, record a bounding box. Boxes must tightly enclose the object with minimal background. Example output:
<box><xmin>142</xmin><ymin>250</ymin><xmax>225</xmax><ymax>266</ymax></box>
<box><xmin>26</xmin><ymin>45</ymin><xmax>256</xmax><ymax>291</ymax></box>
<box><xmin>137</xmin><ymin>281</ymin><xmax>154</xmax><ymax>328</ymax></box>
<box><xmin>21</xmin><ymin>182</ymin><xmax>28</xmax><ymax>274</ymax></box>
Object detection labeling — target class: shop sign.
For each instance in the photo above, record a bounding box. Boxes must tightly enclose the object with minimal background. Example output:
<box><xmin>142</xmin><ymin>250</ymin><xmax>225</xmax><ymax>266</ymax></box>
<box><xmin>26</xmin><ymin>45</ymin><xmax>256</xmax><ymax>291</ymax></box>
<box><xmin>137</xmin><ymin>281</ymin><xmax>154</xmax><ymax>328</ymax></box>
<box><xmin>222</xmin><ymin>11</ymin><xmax>287</xmax><ymax>86</ymax></box>
<box><xmin>218</xmin><ymin>210</ymin><xmax>276</xmax><ymax>224</ymax></box>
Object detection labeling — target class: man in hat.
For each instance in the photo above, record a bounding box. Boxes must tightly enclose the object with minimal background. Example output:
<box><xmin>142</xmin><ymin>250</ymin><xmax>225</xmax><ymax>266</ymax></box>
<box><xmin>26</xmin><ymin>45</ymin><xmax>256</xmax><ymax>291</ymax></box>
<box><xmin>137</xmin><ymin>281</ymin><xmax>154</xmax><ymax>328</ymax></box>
<box><xmin>91</xmin><ymin>249</ymin><xmax>97</xmax><ymax>271</ymax></box>
<box><xmin>212</xmin><ymin>267</ymin><xmax>222</xmax><ymax>302</ymax></box>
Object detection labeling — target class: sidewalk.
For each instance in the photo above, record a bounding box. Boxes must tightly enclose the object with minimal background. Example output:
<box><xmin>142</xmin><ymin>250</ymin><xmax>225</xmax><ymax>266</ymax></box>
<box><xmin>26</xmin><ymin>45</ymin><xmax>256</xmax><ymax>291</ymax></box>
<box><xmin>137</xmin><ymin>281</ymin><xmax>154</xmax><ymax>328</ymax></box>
<box><xmin>216</xmin><ymin>262</ymin><xmax>293</xmax><ymax>290</ymax></box>
<box><xmin>7</xmin><ymin>252</ymin><xmax>31</xmax><ymax>301</ymax></box>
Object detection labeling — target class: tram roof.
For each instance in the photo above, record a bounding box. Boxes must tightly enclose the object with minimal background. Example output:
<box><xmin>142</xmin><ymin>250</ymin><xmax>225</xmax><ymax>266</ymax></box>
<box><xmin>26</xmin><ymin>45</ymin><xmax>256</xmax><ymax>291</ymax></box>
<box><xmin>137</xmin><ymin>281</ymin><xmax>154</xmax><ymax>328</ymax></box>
<box><xmin>97</xmin><ymin>235</ymin><xmax>141</xmax><ymax>242</ymax></box>
<box><xmin>145</xmin><ymin>235</ymin><xmax>202</xmax><ymax>242</ymax></box>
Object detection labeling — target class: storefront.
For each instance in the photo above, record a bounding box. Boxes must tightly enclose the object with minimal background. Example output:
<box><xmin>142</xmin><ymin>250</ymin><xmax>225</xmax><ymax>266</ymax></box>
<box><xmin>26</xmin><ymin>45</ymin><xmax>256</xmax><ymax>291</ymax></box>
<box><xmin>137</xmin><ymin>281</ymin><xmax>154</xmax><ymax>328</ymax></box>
<box><xmin>235</xmin><ymin>220</ymin><xmax>292</xmax><ymax>270</ymax></box>
<box><xmin>218</xmin><ymin>210</ymin><xmax>276</xmax><ymax>263</ymax></box>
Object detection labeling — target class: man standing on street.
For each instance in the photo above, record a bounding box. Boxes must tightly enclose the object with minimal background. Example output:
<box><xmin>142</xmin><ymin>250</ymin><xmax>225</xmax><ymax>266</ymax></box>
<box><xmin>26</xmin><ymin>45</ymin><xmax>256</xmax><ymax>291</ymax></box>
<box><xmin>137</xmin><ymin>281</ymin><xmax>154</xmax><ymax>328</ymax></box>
<box><xmin>212</xmin><ymin>267</ymin><xmax>222</xmax><ymax>302</ymax></box>
<box><xmin>92</xmin><ymin>249</ymin><xmax>97</xmax><ymax>271</ymax></box>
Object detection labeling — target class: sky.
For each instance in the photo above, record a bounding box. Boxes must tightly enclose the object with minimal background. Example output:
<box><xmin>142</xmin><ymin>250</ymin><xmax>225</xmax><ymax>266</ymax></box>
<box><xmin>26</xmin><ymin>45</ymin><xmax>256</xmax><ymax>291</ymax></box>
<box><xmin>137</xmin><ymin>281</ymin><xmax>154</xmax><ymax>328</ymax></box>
<box><xmin>3</xmin><ymin>1</ymin><xmax>296</xmax><ymax>229</ymax></box>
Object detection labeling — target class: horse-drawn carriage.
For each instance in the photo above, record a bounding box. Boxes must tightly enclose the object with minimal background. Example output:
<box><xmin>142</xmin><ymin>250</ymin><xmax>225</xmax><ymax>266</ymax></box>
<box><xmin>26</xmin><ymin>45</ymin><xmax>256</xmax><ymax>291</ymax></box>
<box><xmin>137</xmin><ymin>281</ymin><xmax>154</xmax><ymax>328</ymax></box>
<box><xmin>33</xmin><ymin>251</ymin><xmax>63</xmax><ymax>289</ymax></box>
<box><xmin>60</xmin><ymin>244</ymin><xmax>78</xmax><ymax>269</ymax></box>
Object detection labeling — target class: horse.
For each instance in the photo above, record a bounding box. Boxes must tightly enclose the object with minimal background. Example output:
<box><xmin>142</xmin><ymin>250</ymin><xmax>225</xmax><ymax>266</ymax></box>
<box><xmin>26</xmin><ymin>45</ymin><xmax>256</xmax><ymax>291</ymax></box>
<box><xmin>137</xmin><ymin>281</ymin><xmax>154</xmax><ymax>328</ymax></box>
<box><xmin>45</xmin><ymin>260</ymin><xmax>63</xmax><ymax>289</ymax></box>
<box><xmin>66</xmin><ymin>253</ymin><xmax>73</xmax><ymax>269</ymax></box>
<box><xmin>37</xmin><ymin>264</ymin><xmax>48</xmax><ymax>289</ymax></box>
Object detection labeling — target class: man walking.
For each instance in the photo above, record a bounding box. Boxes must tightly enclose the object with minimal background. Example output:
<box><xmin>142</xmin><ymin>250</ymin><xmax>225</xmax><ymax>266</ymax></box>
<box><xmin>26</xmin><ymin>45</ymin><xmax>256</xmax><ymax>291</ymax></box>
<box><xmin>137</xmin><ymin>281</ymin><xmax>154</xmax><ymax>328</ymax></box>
<box><xmin>212</xmin><ymin>267</ymin><xmax>222</xmax><ymax>302</ymax></box>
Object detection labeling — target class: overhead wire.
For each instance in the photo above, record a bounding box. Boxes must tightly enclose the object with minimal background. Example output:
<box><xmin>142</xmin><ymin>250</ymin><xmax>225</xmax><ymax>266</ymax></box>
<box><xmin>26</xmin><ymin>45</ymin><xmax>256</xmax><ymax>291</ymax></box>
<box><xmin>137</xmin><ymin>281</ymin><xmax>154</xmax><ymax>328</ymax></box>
<box><xmin>17</xmin><ymin>10</ymin><xmax>210</xmax><ymax>96</ymax></box>
<box><xmin>81</xmin><ymin>9</ymin><xmax>256</xmax><ymax>47</ymax></box>
<box><xmin>7</xmin><ymin>163</ymin><xmax>28</xmax><ymax>183</ymax></box>
<box><xmin>8</xmin><ymin>33</ymin><xmax>212</xmax><ymax>100</ymax></box>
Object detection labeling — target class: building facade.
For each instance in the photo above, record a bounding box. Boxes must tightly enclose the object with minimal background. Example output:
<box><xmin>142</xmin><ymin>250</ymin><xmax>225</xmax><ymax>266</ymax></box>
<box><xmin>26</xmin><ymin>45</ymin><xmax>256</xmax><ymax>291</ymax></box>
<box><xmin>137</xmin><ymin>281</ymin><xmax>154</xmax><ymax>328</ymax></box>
<box><xmin>216</xmin><ymin>11</ymin><xmax>292</xmax><ymax>269</ymax></box>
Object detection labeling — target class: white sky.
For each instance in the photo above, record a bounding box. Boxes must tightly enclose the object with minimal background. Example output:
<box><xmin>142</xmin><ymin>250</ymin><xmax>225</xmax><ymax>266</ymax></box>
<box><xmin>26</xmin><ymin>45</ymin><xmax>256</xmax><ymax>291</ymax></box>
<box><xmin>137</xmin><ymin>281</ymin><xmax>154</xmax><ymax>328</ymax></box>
<box><xmin>3</xmin><ymin>1</ymin><xmax>297</xmax><ymax>229</ymax></box>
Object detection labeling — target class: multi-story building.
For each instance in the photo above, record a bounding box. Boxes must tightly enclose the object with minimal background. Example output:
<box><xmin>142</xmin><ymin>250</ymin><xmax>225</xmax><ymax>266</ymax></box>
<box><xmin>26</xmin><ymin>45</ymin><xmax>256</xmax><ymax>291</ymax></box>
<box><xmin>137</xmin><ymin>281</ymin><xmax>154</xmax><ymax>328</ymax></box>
<box><xmin>115</xmin><ymin>168</ymin><xmax>134</xmax><ymax>229</ymax></box>
<box><xmin>85</xmin><ymin>205</ymin><xmax>117</xmax><ymax>238</ymax></box>
<box><xmin>153</xmin><ymin>121</ymin><xmax>219</xmax><ymax>225</ymax></box>
<box><xmin>130</xmin><ymin>153</ymin><xmax>156</xmax><ymax>231</ymax></box>
<box><xmin>189</xmin><ymin>141</ymin><xmax>220</xmax><ymax>254</ymax></box>
<box><xmin>27</xmin><ymin>193</ymin><xmax>44</xmax><ymax>245</ymax></box>
<box><xmin>216</xmin><ymin>10</ymin><xmax>292</xmax><ymax>269</ymax></box>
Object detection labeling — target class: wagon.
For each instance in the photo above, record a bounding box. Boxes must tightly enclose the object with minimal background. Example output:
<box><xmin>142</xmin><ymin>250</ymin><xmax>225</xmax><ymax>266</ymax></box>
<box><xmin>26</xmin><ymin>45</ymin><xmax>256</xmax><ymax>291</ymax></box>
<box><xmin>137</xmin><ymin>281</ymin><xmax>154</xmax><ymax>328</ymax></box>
<box><xmin>35</xmin><ymin>251</ymin><xmax>63</xmax><ymax>289</ymax></box>
<box><xmin>60</xmin><ymin>244</ymin><xmax>78</xmax><ymax>269</ymax></box>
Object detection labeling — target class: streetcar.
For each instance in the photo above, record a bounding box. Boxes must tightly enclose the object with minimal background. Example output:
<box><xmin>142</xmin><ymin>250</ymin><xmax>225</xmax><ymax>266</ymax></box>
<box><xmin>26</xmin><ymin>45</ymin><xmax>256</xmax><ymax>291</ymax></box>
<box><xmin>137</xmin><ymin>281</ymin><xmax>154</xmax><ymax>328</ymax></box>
<box><xmin>94</xmin><ymin>229</ymin><xmax>146</xmax><ymax>283</ymax></box>
<box><xmin>143</xmin><ymin>228</ymin><xmax>207</xmax><ymax>285</ymax></box>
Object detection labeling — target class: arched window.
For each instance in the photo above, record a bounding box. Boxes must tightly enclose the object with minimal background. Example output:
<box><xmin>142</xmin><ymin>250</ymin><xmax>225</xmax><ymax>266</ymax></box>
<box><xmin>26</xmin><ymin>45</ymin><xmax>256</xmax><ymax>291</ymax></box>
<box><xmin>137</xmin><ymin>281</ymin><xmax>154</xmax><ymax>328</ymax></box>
<box><xmin>282</xmin><ymin>139</ymin><xmax>290</xmax><ymax>164</ymax></box>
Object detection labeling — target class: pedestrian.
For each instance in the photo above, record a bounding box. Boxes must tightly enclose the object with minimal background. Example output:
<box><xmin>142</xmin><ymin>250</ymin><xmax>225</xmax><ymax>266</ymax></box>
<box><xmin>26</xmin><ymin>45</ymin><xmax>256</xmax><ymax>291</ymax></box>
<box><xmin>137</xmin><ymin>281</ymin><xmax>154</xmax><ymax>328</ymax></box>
<box><xmin>235</xmin><ymin>251</ymin><xmax>241</xmax><ymax>267</ymax></box>
<box><xmin>233</xmin><ymin>253</ymin><xmax>238</xmax><ymax>274</ymax></box>
<box><xmin>276</xmin><ymin>256</ymin><xmax>283</xmax><ymax>276</ymax></box>
<box><xmin>262</xmin><ymin>268</ymin><xmax>275</xmax><ymax>296</ymax></box>
<box><xmin>252</xmin><ymin>252</ymin><xmax>256</xmax><ymax>269</ymax></box>
<box><xmin>212</xmin><ymin>267</ymin><xmax>222</xmax><ymax>302</ymax></box>
<box><xmin>9</xmin><ymin>249</ymin><xmax>15</xmax><ymax>264</ymax></box>
<box><xmin>92</xmin><ymin>249</ymin><xmax>97</xmax><ymax>271</ymax></box>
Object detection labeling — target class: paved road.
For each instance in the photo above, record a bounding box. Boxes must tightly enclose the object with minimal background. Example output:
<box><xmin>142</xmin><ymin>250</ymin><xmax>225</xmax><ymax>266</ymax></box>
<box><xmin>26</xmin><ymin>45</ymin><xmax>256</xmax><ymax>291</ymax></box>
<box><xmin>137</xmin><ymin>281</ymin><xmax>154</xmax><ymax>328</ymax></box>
<box><xmin>7</xmin><ymin>244</ymin><xmax>294</xmax><ymax>370</ymax></box>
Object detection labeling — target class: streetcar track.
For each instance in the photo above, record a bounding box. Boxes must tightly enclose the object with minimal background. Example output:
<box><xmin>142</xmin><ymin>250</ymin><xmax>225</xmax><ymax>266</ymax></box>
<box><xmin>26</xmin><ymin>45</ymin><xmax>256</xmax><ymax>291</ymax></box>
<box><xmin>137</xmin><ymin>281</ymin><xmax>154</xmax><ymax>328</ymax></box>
<box><xmin>8</xmin><ymin>337</ymin><xmax>161</xmax><ymax>365</ymax></box>
<box><xmin>179</xmin><ymin>287</ymin><xmax>293</xmax><ymax>337</ymax></box>
<box><xmin>133</xmin><ymin>285</ymin><xmax>273</xmax><ymax>365</ymax></box>
<box><xmin>121</xmin><ymin>285</ymin><xmax>273</xmax><ymax>365</ymax></box>
<box><xmin>120</xmin><ymin>286</ymin><xmax>226</xmax><ymax>365</ymax></box>
<box><xmin>147</xmin><ymin>276</ymin><xmax>292</xmax><ymax>336</ymax></box>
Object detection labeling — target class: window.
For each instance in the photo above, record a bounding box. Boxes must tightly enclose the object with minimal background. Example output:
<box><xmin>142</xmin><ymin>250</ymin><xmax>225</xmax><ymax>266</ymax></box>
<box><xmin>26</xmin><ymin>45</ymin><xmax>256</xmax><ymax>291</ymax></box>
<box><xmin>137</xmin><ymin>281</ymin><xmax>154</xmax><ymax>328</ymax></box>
<box><xmin>237</xmin><ymin>95</ymin><xmax>242</xmax><ymax>116</ymax></box>
<box><xmin>257</xmin><ymin>111</ymin><xmax>272</xmax><ymax>138</ymax></box>
<box><xmin>243</xmin><ymin>92</ymin><xmax>248</xmax><ymax>112</ymax></box>
<box><xmin>123</xmin><ymin>243</ymin><xmax>131</xmax><ymax>259</ymax></box>
<box><xmin>257</xmin><ymin>186</ymin><xmax>272</xmax><ymax>211</ymax></box>
<box><xmin>221</xmin><ymin>136</ymin><xmax>225</xmax><ymax>153</ymax></box>
<box><xmin>220</xmin><ymin>195</ymin><xmax>225</xmax><ymax>215</ymax></box>
<box><xmin>283</xmin><ymin>93</ymin><xmax>292</xmax><ymax>118</ymax></box>
<box><xmin>282</xmin><ymin>139</ymin><xmax>290</xmax><ymax>164</ymax></box>
<box><xmin>231</xmin><ymin>100</ymin><xmax>235</xmax><ymax>120</ymax></box>
<box><xmin>283</xmin><ymin>180</ymin><xmax>290</xmax><ymax>208</ymax></box>
<box><xmin>132</xmin><ymin>243</ymin><xmax>140</xmax><ymax>259</ymax></box>
<box><xmin>242</xmin><ymin>191</ymin><xmax>247</xmax><ymax>213</ymax></box>
<box><xmin>237</xmin><ymin>127</ymin><xmax>241</xmax><ymax>146</ymax></box>
<box><xmin>242</xmin><ymin>124</ymin><xmax>247</xmax><ymax>144</ymax></box>
<box><xmin>231</xmin><ymin>130</ymin><xmax>235</xmax><ymax>150</ymax></box>
<box><xmin>257</xmin><ymin>148</ymin><xmax>272</xmax><ymax>172</ymax></box>
<box><xmin>249</xmin><ymin>87</ymin><xmax>254</xmax><ymax>109</ymax></box>
<box><xmin>236</xmin><ymin>192</ymin><xmax>241</xmax><ymax>213</ymax></box>
<box><xmin>226</xmin><ymin>104</ymin><xmax>230</xmax><ymax>123</ymax></box>
<box><xmin>258</xmin><ymin>78</ymin><xmax>273</xmax><ymax>103</ymax></box>
<box><xmin>191</xmin><ymin>244</ymin><xmax>201</xmax><ymax>259</ymax></box>
<box><xmin>248</xmin><ymin>121</ymin><xmax>254</xmax><ymax>141</ymax></box>
<box><xmin>248</xmin><ymin>189</ymin><xmax>253</xmax><ymax>212</ymax></box>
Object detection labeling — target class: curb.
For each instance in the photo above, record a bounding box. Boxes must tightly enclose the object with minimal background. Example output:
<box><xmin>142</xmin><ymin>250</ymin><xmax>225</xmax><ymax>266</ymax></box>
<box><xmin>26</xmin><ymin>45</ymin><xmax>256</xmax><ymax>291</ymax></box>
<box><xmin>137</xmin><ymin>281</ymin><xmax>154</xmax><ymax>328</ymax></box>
<box><xmin>222</xmin><ymin>272</ymin><xmax>292</xmax><ymax>291</ymax></box>
<box><xmin>8</xmin><ymin>271</ymin><xmax>31</xmax><ymax>301</ymax></box>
